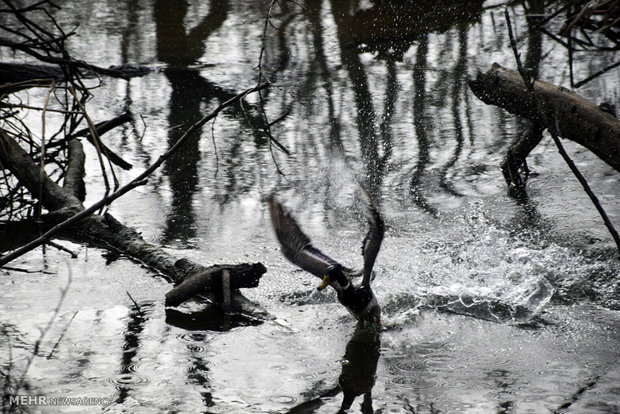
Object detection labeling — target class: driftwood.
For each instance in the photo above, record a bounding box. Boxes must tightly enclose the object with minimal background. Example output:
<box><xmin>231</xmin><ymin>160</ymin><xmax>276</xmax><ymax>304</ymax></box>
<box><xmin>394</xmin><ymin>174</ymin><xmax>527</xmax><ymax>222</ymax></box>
<box><xmin>0</xmin><ymin>61</ymin><xmax>151</xmax><ymax>84</ymax></box>
<box><xmin>0</xmin><ymin>128</ymin><xmax>266</xmax><ymax>309</ymax></box>
<box><xmin>0</xmin><ymin>62</ymin><xmax>66</xmax><ymax>83</ymax></box>
<box><xmin>468</xmin><ymin>63</ymin><xmax>620</xmax><ymax>174</ymax></box>
<box><xmin>165</xmin><ymin>263</ymin><xmax>266</xmax><ymax>307</ymax></box>
<box><xmin>64</xmin><ymin>140</ymin><xmax>86</xmax><ymax>200</ymax></box>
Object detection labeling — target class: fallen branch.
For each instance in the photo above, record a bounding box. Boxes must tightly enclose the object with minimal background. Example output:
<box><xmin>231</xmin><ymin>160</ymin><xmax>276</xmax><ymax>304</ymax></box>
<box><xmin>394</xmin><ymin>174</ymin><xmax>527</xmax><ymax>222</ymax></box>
<box><xmin>500</xmin><ymin>122</ymin><xmax>544</xmax><ymax>192</ymax></box>
<box><xmin>64</xmin><ymin>140</ymin><xmax>85</xmax><ymax>200</ymax></box>
<box><xmin>165</xmin><ymin>263</ymin><xmax>266</xmax><ymax>307</ymax></box>
<box><xmin>0</xmin><ymin>128</ymin><xmax>82</xmax><ymax>212</ymax></box>
<box><xmin>468</xmin><ymin>63</ymin><xmax>620</xmax><ymax>173</ymax></box>
<box><xmin>502</xmin><ymin>9</ymin><xmax>620</xmax><ymax>255</ymax></box>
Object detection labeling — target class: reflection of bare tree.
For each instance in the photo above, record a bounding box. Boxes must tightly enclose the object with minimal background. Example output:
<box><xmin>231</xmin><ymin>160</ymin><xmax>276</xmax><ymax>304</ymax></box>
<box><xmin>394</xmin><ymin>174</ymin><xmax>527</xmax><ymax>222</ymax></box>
<box><xmin>154</xmin><ymin>0</ymin><xmax>229</xmax><ymax>244</ymax></box>
<box><xmin>409</xmin><ymin>35</ymin><xmax>438</xmax><ymax>216</ymax></box>
<box><xmin>326</xmin><ymin>1</ymin><xmax>485</xmax><ymax>212</ymax></box>
<box><xmin>440</xmin><ymin>28</ymin><xmax>467</xmax><ymax>197</ymax></box>
<box><xmin>330</xmin><ymin>1</ymin><xmax>391</xmax><ymax>197</ymax></box>
<box><xmin>524</xmin><ymin>0</ymin><xmax>544</xmax><ymax>80</ymax></box>
<box><xmin>154</xmin><ymin>0</ymin><xmax>229</xmax><ymax>67</ymax></box>
<box><xmin>118</xmin><ymin>1</ymin><xmax>151</xmax><ymax>167</ymax></box>
<box><xmin>114</xmin><ymin>303</ymin><xmax>151</xmax><ymax>405</ymax></box>
<box><xmin>380</xmin><ymin>58</ymin><xmax>396</xmax><ymax>179</ymax></box>
<box><xmin>304</xmin><ymin>1</ymin><xmax>345</xmax><ymax>154</ymax></box>
<box><xmin>159</xmin><ymin>69</ymin><xmax>203</xmax><ymax>243</ymax></box>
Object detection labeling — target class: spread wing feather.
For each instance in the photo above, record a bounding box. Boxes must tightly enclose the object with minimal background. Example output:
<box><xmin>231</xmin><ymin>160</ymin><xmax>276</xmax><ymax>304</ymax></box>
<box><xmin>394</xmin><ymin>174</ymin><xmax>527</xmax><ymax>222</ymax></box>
<box><xmin>268</xmin><ymin>196</ymin><xmax>340</xmax><ymax>279</ymax></box>
<box><xmin>361</xmin><ymin>191</ymin><xmax>385</xmax><ymax>287</ymax></box>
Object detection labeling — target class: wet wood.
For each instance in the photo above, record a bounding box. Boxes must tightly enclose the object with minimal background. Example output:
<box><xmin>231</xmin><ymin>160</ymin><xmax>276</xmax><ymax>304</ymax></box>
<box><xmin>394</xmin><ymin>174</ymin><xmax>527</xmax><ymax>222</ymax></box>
<box><xmin>468</xmin><ymin>63</ymin><xmax>620</xmax><ymax>173</ymax></box>
<box><xmin>0</xmin><ymin>129</ymin><xmax>83</xmax><ymax>212</ymax></box>
<box><xmin>0</xmin><ymin>61</ymin><xmax>151</xmax><ymax>85</ymax></box>
<box><xmin>500</xmin><ymin>122</ymin><xmax>544</xmax><ymax>191</ymax></box>
<box><xmin>165</xmin><ymin>264</ymin><xmax>265</xmax><ymax>308</ymax></box>
<box><xmin>64</xmin><ymin>140</ymin><xmax>86</xmax><ymax>200</ymax></box>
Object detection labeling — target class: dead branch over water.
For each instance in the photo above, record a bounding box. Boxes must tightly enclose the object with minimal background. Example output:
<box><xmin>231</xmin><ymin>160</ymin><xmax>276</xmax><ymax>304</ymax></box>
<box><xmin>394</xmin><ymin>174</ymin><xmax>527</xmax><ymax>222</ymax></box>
<box><xmin>468</xmin><ymin>8</ymin><xmax>620</xmax><ymax>255</ymax></box>
<box><xmin>469</xmin><ymin>63</ymin><xmax>620</xmax><ymax>174</ymax></box>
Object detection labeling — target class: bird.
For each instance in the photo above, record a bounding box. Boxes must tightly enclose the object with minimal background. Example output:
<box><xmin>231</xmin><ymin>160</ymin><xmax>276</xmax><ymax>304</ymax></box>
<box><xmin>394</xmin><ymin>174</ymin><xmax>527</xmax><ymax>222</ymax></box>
<box><xmin>268</xmin><ymin>192</ymin><xmax>385</xmax><ymax>323</ymax></box>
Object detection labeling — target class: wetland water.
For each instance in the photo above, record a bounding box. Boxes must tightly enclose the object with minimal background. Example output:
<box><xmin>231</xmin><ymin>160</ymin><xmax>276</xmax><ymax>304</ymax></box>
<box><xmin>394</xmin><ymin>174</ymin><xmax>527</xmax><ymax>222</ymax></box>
<box><xmin>1</xmin><ymin>0</ymin><xmax>620</xmax><ymax>413</ymax></box>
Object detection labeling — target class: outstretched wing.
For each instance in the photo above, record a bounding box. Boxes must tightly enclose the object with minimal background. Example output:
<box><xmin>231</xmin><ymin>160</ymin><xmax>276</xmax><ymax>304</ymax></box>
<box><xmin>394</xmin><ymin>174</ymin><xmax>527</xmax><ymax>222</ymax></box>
<box><xmin>268</xmin><ymin>196</ymin><xmax>340</xmax><ymax>279</ymax></box>
<box><xmin>361</xmin><ymin>191</ymin><xmax>385</xmax><ymax>287</ymax></box>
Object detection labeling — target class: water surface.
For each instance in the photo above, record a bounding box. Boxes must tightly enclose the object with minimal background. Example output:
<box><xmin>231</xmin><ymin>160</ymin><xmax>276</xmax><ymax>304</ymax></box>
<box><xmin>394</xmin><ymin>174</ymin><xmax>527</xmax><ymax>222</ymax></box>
<box><xmin>1</xmin><ymin>0</ymin><xmax>619</xmax><ymax>413</ymax></box>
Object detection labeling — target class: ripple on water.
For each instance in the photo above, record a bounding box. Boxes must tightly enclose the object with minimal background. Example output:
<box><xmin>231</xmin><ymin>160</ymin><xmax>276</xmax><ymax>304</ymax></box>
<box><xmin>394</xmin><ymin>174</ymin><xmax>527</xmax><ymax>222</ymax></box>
<box><xmin>267</xmin><ymin>395</ymin><xmax>298</xmax><ymax>405</ymax></box>
<box><xmin>184</xmin><ymin>343</ymin><xmax>211</xmax><ymax>353</ymax></box>
<box><xmin>118</xmin><ymin>362</ymin><xmax>140</xmax><ymax>373</ymax></box>
<box><xmin>389</xmin><ymin>375</ymin><xmax>442</xmax><ymax>390</ymax></box>
<box><xmin>393</xmin><ymin>359</ymin><xmax>422</xmax><ymax>373</ymax></box>
<box><xmin>172</xmin><ymin>332</ymin><xmax>216</xmax><ymax>354</ymax></box>
<box><xmin>177</xmin><ymin>332</ymin><xmax>216</xmax><ymax>344</ymax></box>
<box><xmin>109</xmin><ymin>373</ymin><xmax>148</xmax><ymax>389</ymax></box>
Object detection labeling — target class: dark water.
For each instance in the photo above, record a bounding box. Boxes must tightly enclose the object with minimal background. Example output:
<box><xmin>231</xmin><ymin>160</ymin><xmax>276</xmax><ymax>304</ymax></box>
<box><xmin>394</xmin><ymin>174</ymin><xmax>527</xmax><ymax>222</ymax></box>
<box><xmin>1</xmin><ymin>0</ymin><xmax>620</xmax><ymax>413</ymax></box>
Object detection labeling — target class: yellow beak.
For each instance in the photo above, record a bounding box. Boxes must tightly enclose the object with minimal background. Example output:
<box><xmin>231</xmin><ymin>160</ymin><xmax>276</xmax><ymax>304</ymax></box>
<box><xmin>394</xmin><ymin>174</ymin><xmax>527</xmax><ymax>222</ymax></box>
<box><xmin>317</xmin><ymin>274</ymin><xmax>331</xmax><ymax>291</ymax></box>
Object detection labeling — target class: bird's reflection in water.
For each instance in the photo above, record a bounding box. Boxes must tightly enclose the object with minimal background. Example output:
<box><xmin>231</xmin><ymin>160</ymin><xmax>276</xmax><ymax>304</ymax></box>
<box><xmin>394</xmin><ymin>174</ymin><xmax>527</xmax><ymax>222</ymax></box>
<box><xmin>339</xmin><ymin>322</ymin><xmax>381</xmax><ymax>413</ymax></box>
<box><xmin>287</xmin><ymin>321</ymin><xmax>381</xmax><ymax>414</ymax></box>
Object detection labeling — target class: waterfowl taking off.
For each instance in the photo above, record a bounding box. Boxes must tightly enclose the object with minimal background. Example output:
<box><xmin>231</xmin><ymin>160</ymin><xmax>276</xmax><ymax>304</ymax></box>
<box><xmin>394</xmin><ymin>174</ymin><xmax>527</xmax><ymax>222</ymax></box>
<box><xmin>268</xmin><ymin>193</ymin><xmax>385</xmax><ymax>323</ymax></box>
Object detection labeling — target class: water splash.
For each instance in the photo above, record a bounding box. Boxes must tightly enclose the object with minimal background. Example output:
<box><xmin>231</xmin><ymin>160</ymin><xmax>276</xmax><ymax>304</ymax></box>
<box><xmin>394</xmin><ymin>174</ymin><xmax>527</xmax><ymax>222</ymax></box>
<box><xmin>376</xmin><ymin>201</ymin><xmax>612</xmax><ymax>324</ymax></box>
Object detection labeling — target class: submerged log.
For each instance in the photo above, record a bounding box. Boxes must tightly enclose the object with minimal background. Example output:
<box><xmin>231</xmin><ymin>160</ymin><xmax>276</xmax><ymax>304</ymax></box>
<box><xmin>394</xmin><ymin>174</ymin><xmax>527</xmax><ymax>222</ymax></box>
<box><xmin>468</xmin><ymin>63</ymin><xmax>620</xmax><ymax>173</ymax></box>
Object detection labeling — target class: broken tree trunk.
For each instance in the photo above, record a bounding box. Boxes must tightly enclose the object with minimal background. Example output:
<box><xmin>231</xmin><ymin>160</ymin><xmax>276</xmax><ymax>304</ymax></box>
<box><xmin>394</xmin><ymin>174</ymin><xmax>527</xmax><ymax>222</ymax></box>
<box><xmin>468</xmin><ymin>63</ymin><xmax>620</xmax><ymax>173</ymax></box>
<box><xmin>165</xmin><ymin>263</ymin><xmax>265</xmax><ymax>307</ymax></box>
<box><xmin>0</xmin><ymin>129</ymin><xmax>266</xmax><ymax>309</ymax></box>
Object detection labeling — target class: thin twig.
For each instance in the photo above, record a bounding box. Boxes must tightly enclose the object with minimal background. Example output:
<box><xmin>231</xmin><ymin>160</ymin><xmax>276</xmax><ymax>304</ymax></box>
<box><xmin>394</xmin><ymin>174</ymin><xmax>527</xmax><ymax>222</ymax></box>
<box><xmin>39</xmin><ymin>80</ymin><xmax>55</xmax><ymax>251</ymax></box>
<box><xmin>0</xmin><ymin>37</ymin><xmax>130</xmax><ymax>79</ymax></box>
<box><xmin>69</xmin><ymin>87</ymin><xmax>113</xmax><ymax>193</ymax></box>
<box><xmin>126</xmin><ymin>291</ymin><xmax>143</xmax><ymax>318</ymax></box>
<box><xmin>46</xmin><ymin>310</ymin><xmax>78</xmax><ymax>359</ymax></box>
<box><xmin>210</xmin><ymin>116</ymin><xmax>219</xmax><ymax>178</ymax></box>
<box><xmin>46</xmin><ymin>240</ymin><xmax>77</xmax><ymax>258</ymax></box>
<box><xmin>254</xmin><ymin>0</ymin><xmax>291</xmax><ymax>177</ymax></box>
<box><xmin>15</xmin><ymin>267</ymin><xmax>72</xmax><ymax>392</ymax></box>
<box><xmin>0</xmin><ymin>102</ymin><xmax>83</xmax><ymax>114</ymax></box>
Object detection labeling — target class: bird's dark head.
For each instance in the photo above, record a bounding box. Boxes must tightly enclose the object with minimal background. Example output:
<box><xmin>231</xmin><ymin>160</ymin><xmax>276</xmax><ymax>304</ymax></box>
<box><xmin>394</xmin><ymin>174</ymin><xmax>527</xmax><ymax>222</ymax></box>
<box><xmin>317</xmin><ymin>264</ymin><xmax>348</xmax><ymax>291</ymax></box>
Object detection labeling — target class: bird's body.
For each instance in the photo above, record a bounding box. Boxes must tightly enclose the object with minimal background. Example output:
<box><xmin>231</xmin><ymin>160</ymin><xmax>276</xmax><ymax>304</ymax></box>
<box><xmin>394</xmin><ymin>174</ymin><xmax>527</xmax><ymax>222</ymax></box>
<box><xmin>268</xmin><ymin>194</ymin><xmax>384</xmax><ymax>323</ymax></box>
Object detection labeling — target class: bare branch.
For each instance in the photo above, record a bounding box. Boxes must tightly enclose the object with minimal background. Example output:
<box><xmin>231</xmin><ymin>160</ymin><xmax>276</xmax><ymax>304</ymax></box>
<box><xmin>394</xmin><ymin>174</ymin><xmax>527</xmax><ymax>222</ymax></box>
<box><xmin>505</xmin><ymin>9</ymin><xmax>620</xmax><ymax>255</ymax></box>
